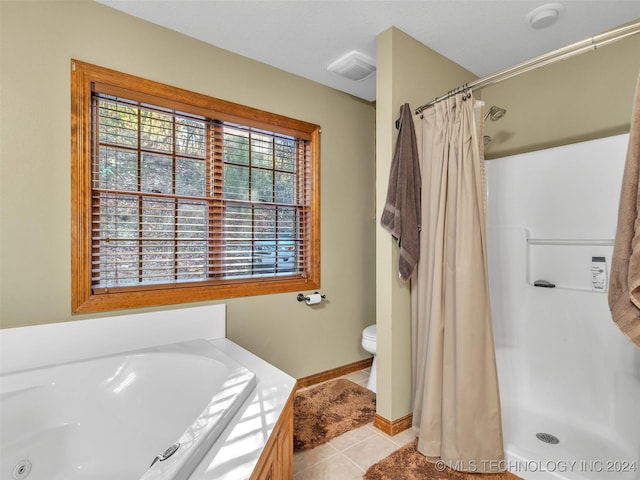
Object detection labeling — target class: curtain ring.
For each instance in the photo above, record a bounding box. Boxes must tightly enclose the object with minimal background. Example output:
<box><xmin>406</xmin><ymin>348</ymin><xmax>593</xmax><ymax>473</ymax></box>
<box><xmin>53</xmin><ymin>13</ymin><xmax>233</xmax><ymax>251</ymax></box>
<box><xmin>462</xmin><ymin>83</ymin><xmax>471</xmax><ymax>101</ymax></box>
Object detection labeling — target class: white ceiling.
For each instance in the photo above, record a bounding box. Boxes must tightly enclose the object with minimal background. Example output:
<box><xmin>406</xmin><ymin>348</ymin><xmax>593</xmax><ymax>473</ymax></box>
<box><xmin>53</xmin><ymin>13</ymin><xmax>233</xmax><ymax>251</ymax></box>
<box><xmin>97</xmin><ymin>1</ymin><xmax>640</xmax><ymax>102</ymax></box>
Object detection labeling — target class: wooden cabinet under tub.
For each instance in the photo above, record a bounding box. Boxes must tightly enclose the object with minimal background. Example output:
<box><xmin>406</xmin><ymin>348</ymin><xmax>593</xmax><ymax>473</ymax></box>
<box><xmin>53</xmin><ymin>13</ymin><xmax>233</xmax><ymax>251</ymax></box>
<box><xmin>250</xmin><ymin>389</ymin><xmax>294</xmax><ymax>480</ymax></box>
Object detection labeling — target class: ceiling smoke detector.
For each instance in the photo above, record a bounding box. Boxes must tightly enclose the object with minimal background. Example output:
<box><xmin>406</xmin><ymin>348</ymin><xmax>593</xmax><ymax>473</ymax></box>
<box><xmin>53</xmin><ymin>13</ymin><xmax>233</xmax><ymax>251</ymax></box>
<box><xmin>526</xmin><ymin>3</ymin><xmax>564</xmax><ymax>29</ymax></box>
<box><xmin>327</xmin><ymin>51</ymin><xmax>376</xmax><ymax>81</ymax></box>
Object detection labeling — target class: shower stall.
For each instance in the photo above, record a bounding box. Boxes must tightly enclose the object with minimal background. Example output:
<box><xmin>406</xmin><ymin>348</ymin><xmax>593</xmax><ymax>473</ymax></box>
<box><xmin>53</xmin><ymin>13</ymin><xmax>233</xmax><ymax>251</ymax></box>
<box><xmin>486</xmin><ymin>134</ymin><xmax>640</xmax><ymax>480</ymax></box>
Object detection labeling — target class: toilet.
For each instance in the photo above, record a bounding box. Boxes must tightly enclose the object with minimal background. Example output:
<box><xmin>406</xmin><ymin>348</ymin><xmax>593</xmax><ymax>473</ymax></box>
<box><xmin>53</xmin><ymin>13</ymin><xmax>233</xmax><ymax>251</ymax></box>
<box><xmin>361</xmin><ymin>324</ymin><xmax>377</xmax><ymax>392</ymax></box>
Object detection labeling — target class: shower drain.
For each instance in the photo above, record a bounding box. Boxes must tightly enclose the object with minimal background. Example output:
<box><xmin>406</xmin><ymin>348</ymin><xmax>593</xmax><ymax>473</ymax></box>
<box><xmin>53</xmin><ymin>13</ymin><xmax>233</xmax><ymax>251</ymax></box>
<box><xmin>536</xmin><ymin>432</ymin><xmax>560</xmax><ymax>445</ymax></box>
<box><xmin>12</xmin><ymin>460</ymin><xmax>32</xmax><ymax>480</ymax></box>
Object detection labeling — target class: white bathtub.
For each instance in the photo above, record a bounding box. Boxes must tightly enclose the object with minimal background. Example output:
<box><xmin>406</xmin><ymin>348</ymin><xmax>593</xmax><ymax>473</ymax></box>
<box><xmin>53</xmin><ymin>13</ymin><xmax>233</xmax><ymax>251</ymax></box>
<box><xmin>0</xmin><ymin>339</ymin><xmax>256</xmax><ymax>480</ymax></box>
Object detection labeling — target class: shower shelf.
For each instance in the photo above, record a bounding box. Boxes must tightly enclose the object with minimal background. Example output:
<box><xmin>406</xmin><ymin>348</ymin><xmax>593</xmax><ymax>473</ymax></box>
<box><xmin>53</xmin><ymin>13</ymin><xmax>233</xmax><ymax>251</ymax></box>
<box><xmin>526</xmin><ymin>281</ymin><xmax>606</xmax><ymax>293</ymax></box>
<box><xmin>527</xmin><ymin>238</ymin><xmax>614</xmax><ymax>246</ymax></box>
<box><xmin>525</xmin><ymin>237</ymin><xmax>614</xmax><ymax>293</ymax></box>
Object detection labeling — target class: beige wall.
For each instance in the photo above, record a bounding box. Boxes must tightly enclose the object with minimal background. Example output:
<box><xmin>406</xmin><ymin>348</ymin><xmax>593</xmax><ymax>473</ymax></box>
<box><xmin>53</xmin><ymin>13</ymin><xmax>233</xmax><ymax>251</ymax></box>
<box><xmin>482</xmin><ymin>28</ymin><xmax>640</xmax><ymax>159</ymax></box>
<box><xmin>0</xmin><ymin>1</ymin><xmax>376</xmax><ymax>379</ymax></box>
<box><xmin>375</xmin><ymin>27</ymin><xmax>476</xmax><ymax>421</ymax></box>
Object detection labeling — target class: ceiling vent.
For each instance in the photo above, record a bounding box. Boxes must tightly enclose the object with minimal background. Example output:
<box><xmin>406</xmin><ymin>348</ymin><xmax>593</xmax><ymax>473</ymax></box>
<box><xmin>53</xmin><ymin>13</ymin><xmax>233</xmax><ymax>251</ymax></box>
<box><xmin>327</xmin><ymin>51</ymin><xmax>376</xmax><ymax>81</ymax></box>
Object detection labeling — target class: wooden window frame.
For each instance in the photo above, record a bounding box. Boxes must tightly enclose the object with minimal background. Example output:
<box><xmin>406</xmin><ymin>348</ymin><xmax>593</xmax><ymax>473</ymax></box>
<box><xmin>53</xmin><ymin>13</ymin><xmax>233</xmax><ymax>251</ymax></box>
<box><xmin>71</xmin><ymin>60</ymin><xmax>320</xmax><ymax>314</ymax></box>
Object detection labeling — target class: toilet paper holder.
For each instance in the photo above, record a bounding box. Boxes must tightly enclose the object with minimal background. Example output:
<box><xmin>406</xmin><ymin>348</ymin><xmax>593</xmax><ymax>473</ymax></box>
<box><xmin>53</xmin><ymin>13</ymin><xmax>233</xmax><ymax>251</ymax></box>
<box><xmin>297</xmin><ymin>292</ymin><xmax>326</xmax><ymax>302</ymax></box>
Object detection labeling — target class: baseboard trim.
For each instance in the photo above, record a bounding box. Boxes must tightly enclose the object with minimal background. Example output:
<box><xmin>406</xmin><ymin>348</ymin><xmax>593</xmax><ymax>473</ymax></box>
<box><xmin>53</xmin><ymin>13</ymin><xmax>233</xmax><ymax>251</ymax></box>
<box><xmin>296</xmin><ymin>357</ymin><xmax>373</xmax><ymax>390</ymax></box>
<box><xmin>373</xmin><ymin>413</ymin><xmax>413</xmax><ymax>436</ymax></box>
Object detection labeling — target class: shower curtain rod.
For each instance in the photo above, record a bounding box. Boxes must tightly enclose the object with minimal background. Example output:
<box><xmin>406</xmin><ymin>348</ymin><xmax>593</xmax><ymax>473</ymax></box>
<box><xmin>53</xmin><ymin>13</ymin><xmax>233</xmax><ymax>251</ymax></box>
<box><xmin>415</xmin><ymin>20</ymin><xmax>640</xmax><ymax>115</ymax></box>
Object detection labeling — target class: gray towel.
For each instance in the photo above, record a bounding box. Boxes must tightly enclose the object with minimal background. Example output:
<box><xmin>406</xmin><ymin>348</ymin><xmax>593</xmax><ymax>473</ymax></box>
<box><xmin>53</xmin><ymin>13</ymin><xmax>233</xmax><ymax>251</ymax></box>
<box><xmin>381</xmin><ymin>103</ymin><xmax>421</xmax><ymax>281</ymax></box>
<box><xmin>609</xmin><ymin>73</ymin><xmax>640</xmax><ymax>349</ymax></box>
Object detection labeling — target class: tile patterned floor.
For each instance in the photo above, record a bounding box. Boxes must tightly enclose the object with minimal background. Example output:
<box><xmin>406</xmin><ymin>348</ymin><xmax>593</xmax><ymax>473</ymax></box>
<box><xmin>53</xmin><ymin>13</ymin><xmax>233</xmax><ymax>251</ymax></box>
<box><xmin>293</xmin><ymin>368</ymin><xmax>416</xmax><ymax>480</ymax></box>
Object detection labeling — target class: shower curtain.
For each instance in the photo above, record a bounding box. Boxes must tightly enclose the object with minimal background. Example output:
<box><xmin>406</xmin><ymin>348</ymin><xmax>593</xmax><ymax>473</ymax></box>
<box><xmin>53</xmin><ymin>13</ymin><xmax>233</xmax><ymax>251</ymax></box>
<box><xmin>410</xmin><ymin>92</ymin><xmax>504</xmax><ymax>472</ymax></box>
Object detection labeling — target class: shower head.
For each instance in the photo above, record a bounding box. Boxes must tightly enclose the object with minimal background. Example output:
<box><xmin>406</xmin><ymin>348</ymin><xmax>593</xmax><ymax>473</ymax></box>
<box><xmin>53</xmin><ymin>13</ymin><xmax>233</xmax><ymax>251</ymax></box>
<box><xmin>484</xmin><ymin>106</ymin><xmax>507</xmax><ymax>121</ymax></box>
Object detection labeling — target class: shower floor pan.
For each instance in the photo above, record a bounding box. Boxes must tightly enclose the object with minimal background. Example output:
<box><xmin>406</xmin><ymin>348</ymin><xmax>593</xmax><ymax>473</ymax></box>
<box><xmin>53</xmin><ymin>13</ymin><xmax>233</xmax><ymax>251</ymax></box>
<box><xmin>501</xmin><ymin>407</ymin><xmax>638</xmax><ymax>480</ymax></box>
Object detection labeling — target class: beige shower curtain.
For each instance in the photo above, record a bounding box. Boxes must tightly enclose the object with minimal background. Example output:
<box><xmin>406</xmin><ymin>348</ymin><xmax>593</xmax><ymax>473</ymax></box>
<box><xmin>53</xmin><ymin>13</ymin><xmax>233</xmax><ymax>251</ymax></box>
<box><xmin>411</xmin><ymin>92</ymin><xmax>504</xmax><ymax>472</ymax></box>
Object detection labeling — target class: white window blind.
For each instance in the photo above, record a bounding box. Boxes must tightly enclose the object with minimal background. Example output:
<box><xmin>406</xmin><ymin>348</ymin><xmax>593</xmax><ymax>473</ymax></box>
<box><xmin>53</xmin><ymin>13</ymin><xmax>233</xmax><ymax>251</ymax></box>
<box><xmin>91</xmin><ymin>93</ymin><xmax>312</xmax><ymax>292</ymax></box>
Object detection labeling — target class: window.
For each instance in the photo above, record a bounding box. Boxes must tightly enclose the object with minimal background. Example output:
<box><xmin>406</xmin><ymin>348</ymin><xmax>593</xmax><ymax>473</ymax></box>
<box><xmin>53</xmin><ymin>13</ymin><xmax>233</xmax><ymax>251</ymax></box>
<box><xmin>71</xmin><ymin>60</ymin><xmax>320</xmax><ymax>313</ymax></box>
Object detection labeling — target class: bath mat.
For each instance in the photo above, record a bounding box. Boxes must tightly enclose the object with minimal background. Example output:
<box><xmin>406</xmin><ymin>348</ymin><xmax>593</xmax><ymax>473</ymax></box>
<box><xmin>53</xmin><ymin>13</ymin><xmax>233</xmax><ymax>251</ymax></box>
<box><xmin>364</xmin><ymin>441</ymin><xmax>522</xmax><ymax>480</ymax></box>
<box><xmin>293</xmin><ymin>378</ymin><xmax>376</xmax><ymax>451</ymax></box>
